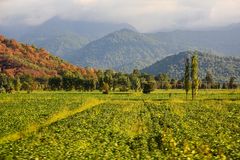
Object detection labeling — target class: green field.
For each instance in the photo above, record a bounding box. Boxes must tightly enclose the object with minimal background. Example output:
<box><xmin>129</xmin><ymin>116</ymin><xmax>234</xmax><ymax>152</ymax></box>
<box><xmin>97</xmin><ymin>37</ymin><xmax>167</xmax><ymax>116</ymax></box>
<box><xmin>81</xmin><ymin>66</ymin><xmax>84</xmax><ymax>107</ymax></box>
<box><xmin>0</xmin><ymin>90</ymin><xmax>240</xmax><ymax>159</ymax></box>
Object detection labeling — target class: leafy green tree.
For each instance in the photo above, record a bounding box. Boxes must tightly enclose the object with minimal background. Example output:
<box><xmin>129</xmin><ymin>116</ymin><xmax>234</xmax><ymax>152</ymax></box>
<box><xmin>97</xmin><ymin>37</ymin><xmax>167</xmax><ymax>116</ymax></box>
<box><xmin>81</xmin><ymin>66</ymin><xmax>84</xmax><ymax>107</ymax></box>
<box><xmin>104</xmin><ymin>70</ymin><xmax>114</xmax><ymax>90</ymax></box>
<box><xmin>165</xmin><ymin>81</ymin><xmax>172</xmax><ymax>90</ymax></box>
<box><xmin>205</xmin><ymin>71</ymin><xmax>214</xmax><ymax>89</ymax></box>
<box><xmin>132</xmin><ymin>69</ymin><xmax>141</xmax><ymax>77</ymax></box>
<box><xmin>5</xmin><ymin>80</ymin><xmax>14</xmax><ymax>93</ymax></box>
<box><xmin>176</xmin><ymin>80</ymin><xmax>184</xmax><ymax>89</ymax></box>
<box><xmin>118</xmin><ymin>75</ymin><xmax>131</xmax><ymax>92</ymax></box>
<box><xmin>191</xmin><ymin>53</ymin><xmax>199</xmax><ymax>100</ymax></box>
<box><xmin>0</xmin><ymin>73</ymin><xmax>8</xmax><ymax>91</ymax></box>
<box><xmin>21</xmin><ymin>82</ymin><xmax>32</xmax><ymax>93</ymax></box>
<box><xmin>0</xmin><ymin>87</ymin><xmax>5</xmax><ymax>93</ymax></box>
<box><xmin>142</xmin><ymin>81</ymin><xmax>155</xmax><ymax>94</ymax></box>
<box><xmin>170</xmin><ymin>79</ymin><xmax>177</xmax><ymax>89</ymax></box>
<box><xmin>83</xmin><ymin>79</ymin><xmax>96</xmax><ymax>91</ymax></box>
<box><xmin>157</xmin><ymin>73</ymin><xmax>169</xmax><ymax>89</ymax></box>
<box><xmin>222</xmin><ymin>83</ymin><xmax>227</xmax><ymax>89</ymax></box>
<box><xmin>102</xmin><ymin>82</ymin><xmax>109</xmax><ymax>94</ymax></box>
<box><xmin>35</xmin><ymin>77</ymin><xmax>48</xmax><ymax>90</ymax></box>
<box><xmin>96</xmin><ymin>70</ymin><xmax>104</xmax><ymax>90</ymax></box>
<box><xmin>74</xmin><ymin>77</ymin><xmax>84</xmax><ymax>91</ymax></box>
<box><xmin>48</xmin><ymin>77</ymin><xmax>62</xmax><ymax>90</ymax></box>
<box><xmin>131</xmin><ymin>76</ymin><xmax>141</xmax><ymax>92</ymax></box>
<box><xmin>228</xmin><ymin>77</ymin><xmax>236</xmax><ymax>89</ymax></box>
<box><xmin>0</xmin><ymin>74</ymin><xmax>14</xmax><ymax>93</ymax></box>
<box><xmin>184</xmin><ymin>58</ymin><xmax>191</xmax><ymax>99</ymax></box>
<box><xmin>62</xmin><ymin>76</ymin><xmax>75</xmax><ymax>91</ymax></box>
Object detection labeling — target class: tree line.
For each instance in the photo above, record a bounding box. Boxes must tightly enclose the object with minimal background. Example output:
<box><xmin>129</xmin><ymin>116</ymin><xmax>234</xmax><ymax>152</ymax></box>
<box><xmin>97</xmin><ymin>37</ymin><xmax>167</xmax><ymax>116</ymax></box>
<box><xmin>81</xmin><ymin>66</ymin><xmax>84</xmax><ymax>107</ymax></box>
<box><xmin>0</xmin><ymin>58</ymin><xmax>239</xmax><ymax>94</ymax></box>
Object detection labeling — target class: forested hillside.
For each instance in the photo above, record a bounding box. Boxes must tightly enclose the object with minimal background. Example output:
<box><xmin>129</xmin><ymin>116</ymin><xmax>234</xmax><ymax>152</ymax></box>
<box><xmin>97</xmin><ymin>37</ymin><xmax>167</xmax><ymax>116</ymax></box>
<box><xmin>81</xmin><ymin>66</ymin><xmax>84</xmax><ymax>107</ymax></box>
<box><xmin>0</xmin><ymin>35</ymin><xmax>96</xmax><ymax>78</ymax></box>
<box><xmin>72</xmin><ymin>29</ymin><xmax>169</xmax><ymax>72</ymax></box>
<box><xmin>71</xmin><ymin>24</ymin><xmax>240</xmax><ymax>73</ymax></box>
<box><xmin>141</xmin><ymin>51</ymin><xmax>240</xmax><ymax>82</ymax></box>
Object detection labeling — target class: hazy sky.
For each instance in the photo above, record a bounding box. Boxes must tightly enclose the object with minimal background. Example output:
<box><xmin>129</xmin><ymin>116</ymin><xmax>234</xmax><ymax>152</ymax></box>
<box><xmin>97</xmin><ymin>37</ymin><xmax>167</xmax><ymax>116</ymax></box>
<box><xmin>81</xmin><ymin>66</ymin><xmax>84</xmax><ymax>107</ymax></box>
<box><xmin>0</xmin><ymin>0</ymin><xmax>240</xmax><ymax>32</ymax></box>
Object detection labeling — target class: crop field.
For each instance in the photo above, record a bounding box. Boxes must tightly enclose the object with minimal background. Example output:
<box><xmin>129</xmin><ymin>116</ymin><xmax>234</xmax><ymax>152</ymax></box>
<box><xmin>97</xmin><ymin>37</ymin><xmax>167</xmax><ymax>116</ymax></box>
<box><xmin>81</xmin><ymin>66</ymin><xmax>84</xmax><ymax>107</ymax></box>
<box><xmin>0</xmin><ymin>90</ymin><xmax>239</xmax><ymax>159</ymax></box>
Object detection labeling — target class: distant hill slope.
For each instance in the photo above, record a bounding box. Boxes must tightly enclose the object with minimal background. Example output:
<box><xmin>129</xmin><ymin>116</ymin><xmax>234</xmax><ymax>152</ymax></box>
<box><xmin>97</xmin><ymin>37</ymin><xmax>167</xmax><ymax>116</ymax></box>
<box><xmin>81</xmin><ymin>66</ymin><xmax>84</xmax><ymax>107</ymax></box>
<box><xmin>0</xmin><ymin>17</ymin><xmax>136</xmax><ymax>58</ymax></box>
<box><xmin>149</xmin><ymin>23</ymin><xmax>240</xmax><ymax>57</ymax></box>
<box><xmin>21</xmin><ymin>32</ymin><xmax>89</xmax><ymax>59</ymax></box>
<box><xmin>141</xmin><ymin>51</ymin><xmax>240</xmax><ymax>82</ymax></box>
<box><xmin>72</xmin><ymin>29</ymin><xmax>169</xmax><ymax>72</ymax></box>
<box><xmin>71</xmin><ymin>24</ymin><xmax>240</xmax><ymax>73</ymax></box>
<box><xmin>0</xmin><ymin>35</ymin><xmax>95</xmax><ymax>78</ymax></box>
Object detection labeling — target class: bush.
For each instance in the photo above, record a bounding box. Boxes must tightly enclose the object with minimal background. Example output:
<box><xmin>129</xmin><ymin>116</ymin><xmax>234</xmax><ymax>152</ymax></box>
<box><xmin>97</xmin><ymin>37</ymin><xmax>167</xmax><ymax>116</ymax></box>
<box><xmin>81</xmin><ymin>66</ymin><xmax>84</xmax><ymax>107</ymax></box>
<box><xmin>142</xmin><ymin>82</ymin><xmax>155</xmax><ymax>94</ymax></box>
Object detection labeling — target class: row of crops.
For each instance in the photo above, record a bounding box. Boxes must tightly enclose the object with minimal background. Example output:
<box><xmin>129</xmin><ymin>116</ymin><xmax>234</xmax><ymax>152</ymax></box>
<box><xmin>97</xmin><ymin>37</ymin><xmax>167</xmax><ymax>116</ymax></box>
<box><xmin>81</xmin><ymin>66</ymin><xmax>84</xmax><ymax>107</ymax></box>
<box><xmin>0</xmin><ymin>91</ymin><xmax>239</xmax><ymax>159</ymax></box>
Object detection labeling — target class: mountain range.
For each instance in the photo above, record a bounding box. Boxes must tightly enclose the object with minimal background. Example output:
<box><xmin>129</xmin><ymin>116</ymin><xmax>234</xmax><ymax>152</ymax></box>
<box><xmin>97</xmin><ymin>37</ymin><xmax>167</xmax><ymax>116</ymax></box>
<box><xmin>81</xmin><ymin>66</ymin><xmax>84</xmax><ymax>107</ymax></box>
<box><xmin>70</xmin><ymin>24</ymin><xmax>240</xmax><ymax>72</ymax></box>
<box><xmin>141</xmin><ymin>51</ymin><xmax>240</xmax><ymax>82</ymax></box>
<box><xmin>0</xmin><ymin>34</ymin><xmax>239</xmax><ymax>82</ymax></box>
<box><xmin>1</xmin><ymin>18</ymin><xmax>240</xmax><ymax>74</ymax></box>
<box><xmin>0</xmin><ymin>17</ymin><xmax>135</xmax><ymax>59</ymax></box>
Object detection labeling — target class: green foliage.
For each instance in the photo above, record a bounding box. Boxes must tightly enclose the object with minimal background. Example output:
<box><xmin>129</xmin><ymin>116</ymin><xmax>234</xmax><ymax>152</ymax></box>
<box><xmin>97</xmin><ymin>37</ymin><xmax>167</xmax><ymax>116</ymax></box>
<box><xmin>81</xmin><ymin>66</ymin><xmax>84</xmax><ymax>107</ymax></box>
<box><xmin>13</xmin><ymin>77</ymin><xmax>21</xmax><ymax>92</ymax></box>
<box><xmin>48</xmin><ymin>77</ymin><xmax>62</xmax><ymax>90</ymax></box>
<box><xmin>62</xmin><ymin>76</ymin><xmax>75</xmax><ymax>91</ymax></box>
<box><xmin>184</xmin><ymin>58</ymin><xmax>191</xmax><ymax>99</ymax></box>
<box><xmin>102</xmin><ymin>83</ymin><xmax>109</xmax><ymax>94</ymax></box>
<box><xmin>229</xmin><ymin>77</ymin><xmax>237</xmax><ymax>89</ymax></box>
<box><xmin>165</xmin><ymin>81</ymin><xmax>172</xmax><ymax>90</ymax></box>
<box><xmin>131</xmin><ymin>76</ymin><xmax>141</xmax><ymax>92</ymax></box>
<box><xmin>103</xmin><ymin>70</ymin><xmax>114</xmax><ymax>90</ymax></box>
<box><xmin>5</xmin><ymin>81</ymin><xmax>14</xmax><ymax>93</ymax></box>
<box><xmin>191</xmin><ymin>53</ymin><xmax>199</xmax><ymax>100</ymax></box>
<box><xmin>0</xmin><ymin>73</ymin><xmax>8</xmax><ymax>89</ymax></box>
<box><xmin>156</xmin><ymin>73</ymin><xmax>170</xmax><ymax>89</ymax></box>
<box><xmin>83</xmin><ymin>79</ymin><xmax>96</xmax><ymax>91</ymax></box>
<box><xmin>118</xmin><ymin>75</ymin><xmax>131</xmax><ymax>92</ymax></box>
<box><xmin>205</xmin><ymin>71</ymin><xmax>214</xmax><ymax>88</ymax></box>
<box><xmin>142</xmin><ymin>81</ymin><xmax>155</xmax><ymax>94</ymax></box>
<box><xmin>21</xmin><ymin>82</ymin><xmax>32</xmax><ymax>93</ymax></box>
<box><xmin>0</xmin><ymin>73</ymin><xmax>14</xmax><ymax>93</ymax></box>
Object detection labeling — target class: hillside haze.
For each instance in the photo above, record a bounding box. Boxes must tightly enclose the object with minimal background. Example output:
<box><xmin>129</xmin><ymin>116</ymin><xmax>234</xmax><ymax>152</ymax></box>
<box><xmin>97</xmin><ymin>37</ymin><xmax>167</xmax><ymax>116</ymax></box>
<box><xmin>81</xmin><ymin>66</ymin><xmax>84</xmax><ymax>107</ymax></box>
<box><xmin>150</xmin><ymin>23</ymin><xmax>240</xmax><ymax>57</ymax></box>
<box><xmin>0</xmin><ymin>17</ymin><xmax>136</xmax><ymax>59</ymax></box>
<box><xmin>70</xmin><ymin>23</ymin><xmax>240</xmax><ymax>73</ymax></box>
<box><xmin>1</xmin><ymin>19</ymin><xmax>240</xmax><ymax>74</ymax></box>
<box><xmin>71</xmin><ymin>29</ymin><xmax>169</xmax><ymax>72</ymax></box>
<box><xmin>141</xmin><ymin>51</ymin><xmax>240</xmax><ymax>82</ymax></box>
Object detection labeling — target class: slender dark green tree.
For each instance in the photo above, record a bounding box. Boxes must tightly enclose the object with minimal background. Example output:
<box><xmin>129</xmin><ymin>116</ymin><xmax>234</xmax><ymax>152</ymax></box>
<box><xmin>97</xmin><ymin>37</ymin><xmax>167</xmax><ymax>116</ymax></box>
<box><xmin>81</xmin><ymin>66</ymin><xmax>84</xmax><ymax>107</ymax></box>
<box><xmin>184</xmin><ymin>58</ymin><xmax>191</xmax><ymax>100</ymax></box>
<box><xmin>228</xmin><ymin>77</ymin><xmax>236</xmax><ymax>89</ymax></box>
<box><xmin>191</xmin><ymin>53</ymin><xmax>199</xmax><ymax>100</ymax></box>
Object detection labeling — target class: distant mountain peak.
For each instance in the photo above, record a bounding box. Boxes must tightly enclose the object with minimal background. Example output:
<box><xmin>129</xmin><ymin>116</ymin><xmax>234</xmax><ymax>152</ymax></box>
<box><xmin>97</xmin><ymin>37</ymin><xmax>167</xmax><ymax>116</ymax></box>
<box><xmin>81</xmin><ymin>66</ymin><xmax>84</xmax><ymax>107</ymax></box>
<box><xmin>117</xmin><ymin>28</ymin><xmax>138</xmax><ymax>32</ymax></box>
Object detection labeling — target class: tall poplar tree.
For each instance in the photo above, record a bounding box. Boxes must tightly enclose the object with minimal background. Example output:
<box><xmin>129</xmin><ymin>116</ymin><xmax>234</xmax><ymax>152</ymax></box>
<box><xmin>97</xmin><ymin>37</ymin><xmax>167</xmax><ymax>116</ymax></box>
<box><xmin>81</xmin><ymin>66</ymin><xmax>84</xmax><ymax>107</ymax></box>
<box><xmin>184</xmin><ymin>57</ymin><xmax>190</xmax><ymax>99</ymax></box>
<box><xmin>191</xmin><ymin>53</ymin><xmax>199</xmax><ymax>100</ymax></box>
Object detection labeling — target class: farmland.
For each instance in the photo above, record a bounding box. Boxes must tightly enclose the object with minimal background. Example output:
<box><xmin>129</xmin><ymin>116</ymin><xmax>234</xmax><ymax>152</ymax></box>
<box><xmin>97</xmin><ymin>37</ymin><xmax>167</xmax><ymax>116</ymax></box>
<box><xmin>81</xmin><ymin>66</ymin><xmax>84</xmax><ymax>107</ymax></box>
<box><xmin>0</xmin><ymin>90</ymin><xmax>240</xmax><ymax>159</ymax></box>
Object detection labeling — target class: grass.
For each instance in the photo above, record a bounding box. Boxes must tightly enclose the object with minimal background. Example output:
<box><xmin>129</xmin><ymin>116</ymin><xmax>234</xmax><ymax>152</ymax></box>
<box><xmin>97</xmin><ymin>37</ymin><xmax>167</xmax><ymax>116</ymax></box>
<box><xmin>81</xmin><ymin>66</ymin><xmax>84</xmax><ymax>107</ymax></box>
<box><xmin>0</xmin><ymin>89</ymin><xmax>239</xmax><ymax>159</ymax></box>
